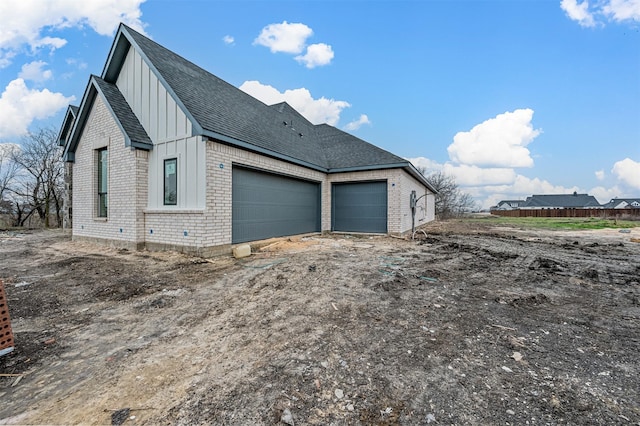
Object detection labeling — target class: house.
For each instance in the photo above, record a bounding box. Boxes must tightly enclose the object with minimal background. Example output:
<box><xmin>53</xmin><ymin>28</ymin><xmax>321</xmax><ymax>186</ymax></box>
<box><xmin>493</xmin><ymin>200</ymin><xmax>525</xmax><ymax>210</ymax></box>
<box><xmin>601</xmin><ymin>198</ymin><xmax>640</xmax><ymax>209</ymax></box>
<box><xmin>57</xmin><ymin>24</ymin><xmax>436</xmax><ymax>256</ymax></box>
<box><xmin>520</xmin><ymin>192</ymin><xmax>601</xmax><ymax>209</ymax></box>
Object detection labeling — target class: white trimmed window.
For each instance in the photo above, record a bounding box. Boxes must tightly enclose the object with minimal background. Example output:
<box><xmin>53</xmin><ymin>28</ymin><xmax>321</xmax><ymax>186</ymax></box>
<box><xmin>97</xmin><ymin>148</ymin><xmax>108</xmax><ymax>217</ymax></box>
<box><xmin>164</xmin><ymin>158</ymin><xmax>177</xmax><ymax>205</ymax></box>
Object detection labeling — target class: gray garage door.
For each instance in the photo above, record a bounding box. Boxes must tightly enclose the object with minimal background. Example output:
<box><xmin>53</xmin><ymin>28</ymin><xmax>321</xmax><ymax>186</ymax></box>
<box><xmin>232</xmin><ymin>167</ymin><xmax>321</xmax><ymax>244</ymax></box>
<box><xmin>332</xmin><ymin>181</ymin><xmax>387</xmax><ymax>233</ymax></box>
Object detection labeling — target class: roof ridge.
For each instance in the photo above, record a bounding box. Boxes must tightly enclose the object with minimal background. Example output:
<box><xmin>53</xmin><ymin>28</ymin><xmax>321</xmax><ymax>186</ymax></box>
<box><xmin>101</xmin><ymin>23</ymin><xmax>415</xmax><ymax>173</ymax></box>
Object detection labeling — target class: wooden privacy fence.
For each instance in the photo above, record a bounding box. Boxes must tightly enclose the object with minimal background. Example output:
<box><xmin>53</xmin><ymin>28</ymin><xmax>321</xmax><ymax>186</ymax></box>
<box><xmin>491</xmin><ymin>208</ymin><xmax>640</xmax><ymax>219</ymax></box>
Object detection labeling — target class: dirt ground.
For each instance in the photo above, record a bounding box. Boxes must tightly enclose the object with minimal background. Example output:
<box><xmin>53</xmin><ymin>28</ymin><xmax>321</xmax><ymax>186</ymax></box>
<box><xmin>1</xmin><ymin>219</ymin><xmax>639</xmax><ymax>425</ymax></box>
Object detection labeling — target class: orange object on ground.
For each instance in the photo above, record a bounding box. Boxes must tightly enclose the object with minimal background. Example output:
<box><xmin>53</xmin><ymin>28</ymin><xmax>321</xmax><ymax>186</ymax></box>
<box><xmin>0</xmin><ymin>279</ymin><xmax>15</xmax><ymax>357</ymax></box>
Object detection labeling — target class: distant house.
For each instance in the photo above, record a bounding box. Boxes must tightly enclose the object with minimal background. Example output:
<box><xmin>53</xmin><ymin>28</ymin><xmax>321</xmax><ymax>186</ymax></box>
<box><xmin>601</xmin><ymin>198</ymin><xmax>640</xmax><ymax>209</ymax></box>
<box><xmin>493</xmin><ymin>200</ymin><xmax>525</xmax><ymax>210</ymax></box>
<box><xmin>57</xmin><ymin>24</ymin><xmax>436</xmax><ymax>255</ymax></box>
<box><xmin>520</xmin><ymin>192</ymin><xmax>601</xmax><ymax>209</ymax></box>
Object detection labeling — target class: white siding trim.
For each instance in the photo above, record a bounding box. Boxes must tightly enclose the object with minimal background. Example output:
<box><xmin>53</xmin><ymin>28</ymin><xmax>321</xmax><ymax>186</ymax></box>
<box><xmin>115</xmin><ymin>47</ymin><xmax>192</xmax><ymax>144</ymax></box>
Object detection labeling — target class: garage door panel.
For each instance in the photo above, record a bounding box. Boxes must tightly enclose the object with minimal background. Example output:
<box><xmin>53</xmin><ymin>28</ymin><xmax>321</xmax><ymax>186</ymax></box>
<box><xmin>232</xmin><ymin>167</ymin><xmax>320</xmax><ymax>243</ymax></box>
<box><xmin>332</xmin><ymin>181</ymin><xmax>387</xmax><ymax>233</ymax></box>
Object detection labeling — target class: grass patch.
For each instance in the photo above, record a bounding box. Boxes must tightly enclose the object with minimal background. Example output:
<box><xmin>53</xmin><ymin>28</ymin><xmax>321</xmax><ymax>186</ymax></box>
<box><xmin>467</xmin><ymin>215</ymin><xmax>640</xmax><ymax>231</ymax></box>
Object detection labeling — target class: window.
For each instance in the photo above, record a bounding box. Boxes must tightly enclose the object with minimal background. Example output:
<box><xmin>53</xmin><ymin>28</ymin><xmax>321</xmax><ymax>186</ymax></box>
<box><xmin>97</xmin><ymin>148</ymin><xmax>108</xmax><ymax>217</ymax></box>
<box><xmin>164</xmin><ymin>158</ymin><xmax>177</xmax><ymax>205</ymax></box>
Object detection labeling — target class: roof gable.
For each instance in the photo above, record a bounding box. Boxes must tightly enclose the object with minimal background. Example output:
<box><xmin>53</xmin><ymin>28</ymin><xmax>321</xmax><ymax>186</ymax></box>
<box><xmin>603</xmin><ymin>198</ymin><xmax>640</xmax><ymax>208</ymax></box>
<box><xmin>62</xmin><ymin>75</ymin><xmax>151</xmax><ymax>161</ymax></box>
<box><xmin>63</xmin><ymin>23</ymin><xmax>435</xmax><ymax>191</ymax></box>
<box><xmin>56</xmin><ymin>105</ymin><xmax>78</xmax><ymax>147</ymax></box>
<box><xmin>103</xmin><ymin>24</ymin><xmax>413</xmax><ymax>173</ymax></box>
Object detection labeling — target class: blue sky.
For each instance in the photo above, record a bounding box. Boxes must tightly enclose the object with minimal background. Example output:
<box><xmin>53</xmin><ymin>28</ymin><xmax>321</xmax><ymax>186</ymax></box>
<box><xmin>0</xmin><ymin>0</ymin><xmax>638</xmax><ymax>208</ymax></box>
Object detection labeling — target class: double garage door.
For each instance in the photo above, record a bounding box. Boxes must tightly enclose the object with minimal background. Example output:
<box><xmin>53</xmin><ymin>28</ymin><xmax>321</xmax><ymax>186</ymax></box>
<box><xmin>232</xmin><ymin>167</ymin><xmax>388</xmax><ymax>243</ymax></box>
<box><xmin>232</xmin><ymin>167</ymin><xmax>321</xmax><ymax>244</ymax></box>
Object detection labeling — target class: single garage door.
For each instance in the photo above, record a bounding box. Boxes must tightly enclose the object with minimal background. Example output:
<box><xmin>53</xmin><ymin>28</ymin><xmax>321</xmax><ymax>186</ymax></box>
<box><xmin>332</xmin><ymin>181</ymin><xmax>387</xmax><ymax>233</ymax></box>
<box><xmin>232</xmin><ymin>167</ymin><xmax>321</xmax><ymax>244</ymax></box>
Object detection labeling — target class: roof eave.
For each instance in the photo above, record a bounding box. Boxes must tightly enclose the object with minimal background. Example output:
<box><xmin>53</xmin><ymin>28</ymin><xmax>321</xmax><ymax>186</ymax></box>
<box><xmin>111</xmin><ymin>25</ymin><xmax>204</xmax><ymax>141</ymax></box>
<box><xmin>202</xmin><ymin>130</ymin><xmax>328</xmax><ymax>173</ymax></box>
<box><xmin>64</xmin><ymin>76</ymin><xmax>153</xmax><ymax>162</ymax></box>
<box><xmin>404</xmin><ymin>162</ymin><xmax>439</xmax><ymax>194</ymax></box>
<box><xmin>91</xmin><ymin>77</ymin><xmax>152</xmax><ymax>150</ymax></box>
<box><xmin>56</xmin><ymin>105</ymin><xmax>78</xmax><ymax>148</ymax></box>
<box><xmin>326</xmin><ymin>162</ymin><xmax>437</xmax><ymax>194</ymax></box>
<box><xmin>63</xmin><ymin>76</ymin><xmax>98</xmax><ymax>162</ymax></box>
<box><xmin>101</xmin><ymin>24</ymin><xmax>131</xmax><ymax>83</ymax></box>
<box><xmin>328</xmin><ymin>162</ymin><xmax>410</xmax><ymax>173</ymax></box>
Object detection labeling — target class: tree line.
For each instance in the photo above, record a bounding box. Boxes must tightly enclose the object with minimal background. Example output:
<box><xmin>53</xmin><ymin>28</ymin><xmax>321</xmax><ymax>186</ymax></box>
<box><xmin>0</xmin><ymin>127</ymin><xmax>64</xmax><ymax>228</ymax></box>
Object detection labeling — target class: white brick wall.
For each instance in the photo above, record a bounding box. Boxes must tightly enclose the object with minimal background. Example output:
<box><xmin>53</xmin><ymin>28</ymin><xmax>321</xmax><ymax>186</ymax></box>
<box><xmin>73</xmin><ymin>121</ymin><xmax>435</xmax><ymax>252</ymax></box>
<box><xmin>72</xmin><ymin>96</ymin><xmax>147</xmax><ymax>248</ymax></box>
<box><xmin>399</xmin><ymin>171</ymin><xmax>434</xmax><ymax>233</ymax></box>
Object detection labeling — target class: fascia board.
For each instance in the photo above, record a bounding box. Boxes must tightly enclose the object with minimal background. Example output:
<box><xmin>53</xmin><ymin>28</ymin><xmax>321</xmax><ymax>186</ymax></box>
<box><xmin>56</xmin><ymin>106</ymin><xmax>78</xmax><ymax>147</ymax></box>
<box><xmin>202</xmin><ymin>130</ymin><xmax>328</xmax><ymax>173</ymax></box>
<box><xmin>64</xmin><ymin>76</ymin><xmax>98</xmax><ymax>162</ymax></box>
<box><xmin>118</xmin><ymin>26</ymin><xmax>204</xmax><ymax>138</ymax></box>
<box><xmin>91</xmin><ymin>76</ymin><xmax>152</xmax><ymax>151</ymax></box>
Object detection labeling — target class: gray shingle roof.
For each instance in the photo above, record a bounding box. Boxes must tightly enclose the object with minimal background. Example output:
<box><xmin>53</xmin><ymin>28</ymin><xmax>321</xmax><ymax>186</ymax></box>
<box><xmin>61</xmin><ymin>75</ymin><xmax>151</xmax><ymax>160</ymax></box>
<box><xmin>315</xmin><ymin>124</ymin><xmax>407</xmax><ymax>169</ymax></box>
<box><xmin>113</xmin><ymin>25</ymin><xmax>409</xmax><ymax>173</ymax></box>
<box><xmin>92</xmin><ymin>76</ymin><xmax>152</xmax><ymax>149</ymax></box>
<box><xmin>522</xmin><ymin>193</ymin><xmax>601</xmax><ymax>208</ymax></box>
<box><xmin>602</xmin><ymin>198</ymin><xmax>640</xmax><ymax>208</ymax></box>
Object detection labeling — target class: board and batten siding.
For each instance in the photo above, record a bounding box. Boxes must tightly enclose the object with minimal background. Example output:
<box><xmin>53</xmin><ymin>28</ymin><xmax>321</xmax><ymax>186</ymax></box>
<box><xmin>148</xmin><ymin>137</ymin><xmax>206</xmax><ymax>209</ymax></box>
<box><xmin>116</xmin><ymin>46</ymin><xmax>205</xmax><ymax>209</ymax></box>
<box><xmin>116</xmin><ymin>47</ymin><xmax>191</xmax><ymax>142</ymax></box>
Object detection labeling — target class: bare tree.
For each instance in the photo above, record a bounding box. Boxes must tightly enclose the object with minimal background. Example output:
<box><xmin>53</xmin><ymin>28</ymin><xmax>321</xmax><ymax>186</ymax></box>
<box><xmin>0</xmin><ymin>143</ymin><xmax>19</xmax><ymax>201</ymax></box>
<box><xmin>0</xmin><ymin>144</ymin><xmax>20</xmax><ymax>225</ymax></box>
<box><xmin>418</xmin><ymin>168</ymin><xmax>477</xmax><ymax>219</ymax></box>
<box><xmin>10</xmin><ymin>127</ymin><xmax>64</xmax><ymax>227</ymax></box>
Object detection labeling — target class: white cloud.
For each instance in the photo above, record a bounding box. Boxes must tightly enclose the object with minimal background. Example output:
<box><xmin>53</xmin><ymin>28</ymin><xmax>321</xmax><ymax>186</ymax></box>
<box><xmin>595</xmin><ymin>169</ymin><xmax>605</xmax><ymax>180</ymax></box>
<box><xmin>447</xmin><ymin>108</ymin><xmax>541</xmax><ymax>168</ymax></box>
<box><xmin>19</xmin><ymin>60</ymin><xmax>53</xmax><ymax>82</ymax></box>
<box><xmin>254</xmin><ymin>21</ymin><xmax>334</xmax><ymax>68</ymax></box>
<box><xmin>612</xmin><ymin>158</ymin><xmax>640</xmax><ymax>189</ymax></box>
<box><xmin>344</xmin><ymin>114</ymin><xmax>371</xmax><ymax>131</ymax></box>
<box><xmin>239</xmin><ymin>80</ymin><xmax>350</xmax><ymax>126</ymax></box>
<box><xmin>561</xmin><ymin>0</ymin><xmax>597</xmax><ymax>27</ymax></box>
<box><xmin>603</xmin><ymin>0</ymin><xmax>640</xmax><ymax>22</ymax></box>
<box><xmin>561</xmin><ymin>0</ymin><xmax>640</xmax><ymax>27</ymax></box>
<box><xmin>589</xmin><ymin>185</ymin><xmax>624</xmax><ymax>203</ymax></box>
<box><xmin>471</xmin><ymin>175</ymin><xmax>580</xmax><ymax>209</ymax></box>
<box><xmin>66</xmin><ymin>57</ymin><xmax>88</xmax><ymax>70</ymax></box>
<box><xmin>31</xmin><ymin>36</ymin><xmax>68</xmax><ymax>50</ymax></box>
<box><xmin>0</xmin><ymin>0</ymin><xmax>147</xmax><ymax>66</ymax></box>
<box><xmin>0</xmin><ymin>78</ymin><xmax>75</xmax><ymax>139</ymax></box>
<box><xmin>496</xmin><ymin>174</ymin><xmax>579</xmax><ymax>195</ymax></box>
<box><xmin>295</xmin><ymin>43</ymin><xmax>334</xmax><ymax>68</ymax></box>
<box><xmin>254</xmin><ymin>21</ymin><xmax>312</xmax><ymax>54</ymax></box>
<box><xmin>223</xmin><ymin>35</ymin><xmax>235</xmax><ymax>45</ymax></box>
<box><xmin>442</xmin><ymin>164</ymin><xmax>517</xmax><ymax>186</ymax></box>
<box><xmin>406</xmin><ymin>156</ymin><xmax>444</xmax><ymax>172</ymax></box>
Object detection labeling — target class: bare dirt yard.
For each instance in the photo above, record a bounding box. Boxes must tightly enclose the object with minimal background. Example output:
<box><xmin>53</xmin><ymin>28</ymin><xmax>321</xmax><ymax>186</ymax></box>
<box><xmin>1</xmin><ymin>220</ymin><xmax>639</xmax><ymax>425</ymax></box>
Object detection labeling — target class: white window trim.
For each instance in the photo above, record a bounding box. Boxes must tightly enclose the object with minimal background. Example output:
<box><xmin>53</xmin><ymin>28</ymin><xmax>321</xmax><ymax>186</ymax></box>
<box><xmin>95</xmin><ymin>146</ymin><xmax>109</xmax><ymax>220</ymax></box>
<box><xmin>160</xmin><ymin>153</ymin><xmax>182</xmax><ymax>209</ymax></box>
